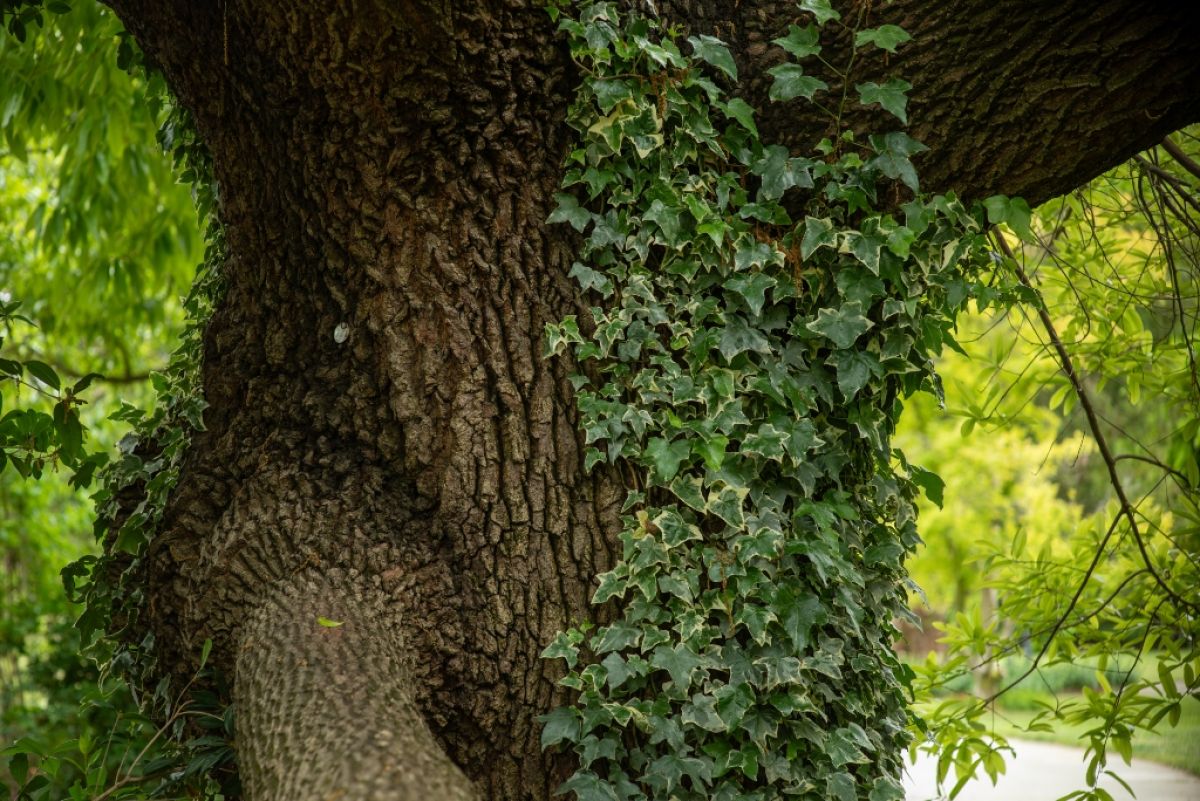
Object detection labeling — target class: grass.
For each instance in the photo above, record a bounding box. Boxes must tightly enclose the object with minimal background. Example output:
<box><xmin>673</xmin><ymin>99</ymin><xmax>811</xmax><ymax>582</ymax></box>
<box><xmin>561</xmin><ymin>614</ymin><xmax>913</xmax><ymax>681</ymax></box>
<box><xmin>985</xmin><ymin>696</ymin><xmax>1200</xmax><ymax>776</ymax></box>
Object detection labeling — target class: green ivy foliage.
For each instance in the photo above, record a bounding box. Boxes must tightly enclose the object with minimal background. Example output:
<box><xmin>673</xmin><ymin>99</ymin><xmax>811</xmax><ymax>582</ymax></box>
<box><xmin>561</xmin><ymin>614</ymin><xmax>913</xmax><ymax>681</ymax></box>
<box><xmin>538</xmin><ymin>3</ymin><xmax>1014</xmax><ymax>799</ymax></box>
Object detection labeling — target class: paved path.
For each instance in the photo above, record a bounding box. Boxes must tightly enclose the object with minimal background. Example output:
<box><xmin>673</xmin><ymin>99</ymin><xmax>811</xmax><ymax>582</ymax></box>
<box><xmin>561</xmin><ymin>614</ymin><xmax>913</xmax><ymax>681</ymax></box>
<box><xmin>904</xmin><ymin>739</ymin><xmax>1200</xmax><ymax>801</ymax></box>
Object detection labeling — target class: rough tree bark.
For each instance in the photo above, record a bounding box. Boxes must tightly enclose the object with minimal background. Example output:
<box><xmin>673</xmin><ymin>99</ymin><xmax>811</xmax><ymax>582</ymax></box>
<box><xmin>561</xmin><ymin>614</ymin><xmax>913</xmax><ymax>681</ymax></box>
<box><xmin>98</xmin><ymin>1</ymin><xmax>1200</xmax><ymax>799</ymax></box>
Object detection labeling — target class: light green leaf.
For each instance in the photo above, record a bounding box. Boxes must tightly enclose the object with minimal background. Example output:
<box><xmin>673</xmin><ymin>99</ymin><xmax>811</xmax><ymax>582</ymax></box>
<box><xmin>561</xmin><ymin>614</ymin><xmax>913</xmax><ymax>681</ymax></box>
<box><xmin>983</xmin><ymin>194</ymin><xmax>1035</xmax><ymax>241</ymax></box>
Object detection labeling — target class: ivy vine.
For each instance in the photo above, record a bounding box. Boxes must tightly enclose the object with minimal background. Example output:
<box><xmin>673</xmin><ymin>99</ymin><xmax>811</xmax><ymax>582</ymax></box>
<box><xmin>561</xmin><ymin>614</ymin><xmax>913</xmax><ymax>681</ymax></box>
<box><xmin>539</xmin><ymin>3</ymin><xmax>1015</xmax><ymax>800</ymax></box>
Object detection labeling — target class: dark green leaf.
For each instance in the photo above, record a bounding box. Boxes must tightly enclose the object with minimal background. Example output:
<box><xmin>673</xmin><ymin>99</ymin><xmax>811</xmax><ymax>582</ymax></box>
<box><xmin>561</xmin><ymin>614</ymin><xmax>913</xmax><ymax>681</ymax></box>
<box><xmin>688</xmin><ymin>35</ymin><xmax>737</xmax><ymax>79</ymax></box>
<box><xmin>768</xmin><ymin>64</ymin><xmax>829</xmax><ymax>103</ymax></box>
<box><xmin>854</xmin><ymin>25</ymin><xmax>911</xmax><ymax>53</ymax></box>
<box><xmin>773</xmin><ymin>24</ymin><xmax>821</xmax><ymax>58</ymax></box>
<box><xmin>807</xmin><ymin>302</ymin><xmax>874</xmax><ymax>349</ymax></box>
<box><xmin>856</xmin><ymin>79</ymin><xmax>912</xmax><ymax>124</ymax></box>
<box><xmin>24</xmin><ymin>360</ymin><xmax>60</xmax><ymax>390</ymax></box>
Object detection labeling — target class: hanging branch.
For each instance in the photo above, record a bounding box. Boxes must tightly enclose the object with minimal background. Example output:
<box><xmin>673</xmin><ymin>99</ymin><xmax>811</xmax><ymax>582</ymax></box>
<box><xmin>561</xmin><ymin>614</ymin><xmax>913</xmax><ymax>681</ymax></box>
<box><xmin>992</xmin><ymin>231</ymin><xmax>1199</xmax><ymax>616</ymax></box>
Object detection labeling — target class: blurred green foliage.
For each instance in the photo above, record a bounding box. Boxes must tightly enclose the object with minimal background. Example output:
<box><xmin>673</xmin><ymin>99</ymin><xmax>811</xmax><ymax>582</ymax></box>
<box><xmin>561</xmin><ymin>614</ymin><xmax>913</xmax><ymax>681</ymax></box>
<box><xmin>0</xmin><ymin>1</ymin><xmax>202</xmax><ymax>797</ymax></box>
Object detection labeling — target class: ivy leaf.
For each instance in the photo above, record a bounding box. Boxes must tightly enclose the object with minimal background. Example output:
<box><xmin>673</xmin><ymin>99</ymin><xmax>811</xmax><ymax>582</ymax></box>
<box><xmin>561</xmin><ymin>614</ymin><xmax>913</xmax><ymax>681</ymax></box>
<box><xmin>719</xmin><ymin>97</ymin><xmax>758</xmax><ymax>137</ymax></box>
<box><xmin>753</xmin><ymin>145</ymin><xmax>813</xmax><ymax>202</ymax></box>
<box><xmin>833</xmin><ymin>350</ymin><xmax>881</xmax><ymax>400</ymax></box>
<box><xmin>643</xmin><ymin>199</ymin><xmax>685</xmax><ymax>247</ymax></box>
<box><xmin>601</xmin><ymin>652</ymin><xmax>632</xmax><ymax>689</ymax></box>
<box><xmin>827</xmin><ymin>772</ymin><xmax>858</xmax><ymax>801</ymax></box>
<box><xmin>591</xmin><ymin>621</ymin><xmax>640</xmax><ymax>654</ymax></box>
<box><xmin>651</xmin><ymin>643</ymin><xmax>703</xmax><ymax>690</ymax></box>
<box><xmin>645</xmin><ymin>436</ymin><xmax>692</xmax><ymax>481</ymax></box>
<box><xmin>688</xmin><ymin>34</ymin><xmax>737</xmax><ymax>79</ymax></box>
<box><xmin>854</xmin><ymin>25</ymin><xmax>911</xmax><ymax>53</ymax></box>
<box><xmin>569</xmin><ymin>261</ymin><xmax>613</xmax><ymax>297</ymax></box>
<box><xmin>856</xmin><ymin>79</ymin><xmax>912</xmax><ymax>124</ymax></box>
<box><xmin>827</xmin><ymin>727</ymin><xmax>868</xmax><ymax>767</ymax></box>
<box><xmin>655</xmin><ymin>509</ymin><xmax>702</xmax><ymax>548</ymax></box>
<box><xmin>725</xmin><ymin>272</ymin><xmax>777</xmax><ymax>316</ymax></box>
<box><xmin>557</xmin><ymin>771</ymin><xmax>621</xmax><ymax>801</ymax></box>
<box><xmin>735</xmin><ymin>240</ymin><xmax>775</xmax><ymax>271</ymax></box>
<box><xmin>682</xmin><ymin>694</ymin><xmax>726</xmax><ymax>732</ymax></box>
<box><xmin>719</xmin><ymin>315</ymin><xmax>772</xmax><ymax>360</ymax></box>
<box><xmin>589</xmin><ymin>78</ymin><xmax>632</xmax><ymax>113</ymax></box>
<box><xmin>868</xmin><ymin>777</ymin><xmax>905</xmax><ymax>801</ymax></box>
<box><xmin>864</xmin><ymin>541</ymin><xmax>904</xmax><ymax>567</ymax></box>
<box><xmin>768</xmin><ymin>64</ymin><xmax>829</xmax><ymax>103</ymax></box>
<box><xmin>547</xmin><ymin>193</ymin><xmax>594</xmax><ymax>232</ymax></box>
<box><xmin>670</xmin><ymin>473</ymin><xmax>707</xmax><ymax>511</ymax></box>
<box><xmin>743</xmin><ymin>423</ymin><xmax>788</xmax><ymax>462</ymax></box>
<box><xmin>800</xmin><ymin>216</ymin><xmax>837</xmax><ymax>259</ymax></box>
<box><xmin>592</xmin><ymin>570</ymin><xmax>628</xmax><ymax>605</ymax></box>
<box><xmin>540</xmin><ymin>707</ymin><xmax>581</xmax><ymax>749</ymax></box>
<box><xmin>807</xmin><ymin>301</ymin><xmax>874</xmax><ymax>349</ymax></box>
<box><xmin>780</xmin><ymin>591</ymin><xmax>825</xmax><ymax>650</ymax></box>
<box><xmin>773</xmin><ymin>24</ymin><xmax>821</xmax><ymax>58</ymax></box>
<box><xmin>845</xmin><ymin>231</ymin><xmax>884</xmax><ymax>274</ymax></box>
<box><xmin>708</xmin><ymin>484</ymin><xmax>748</xmax><ymax>529</ymax></box>
<box><xmin>541</xmin><ymin>630</ymin><xmax>582</xmax><ymax>668</ymax></box>
<box><xmin>734</xmin><ymin>602</ymin><xmax>776</xmax><ymax>644</ymax></box>
<box><xmin>798</xmin><ymin>0</ymin><xmax>841</xmax><ymax>25</ymax></box>
<box><xmin>983</xmin><ymin>194</ymin><xmax>1035</xmax><ymax>241</ymax></box>
<box><xmin>835</xmin><ymin>267</ymin><xmax>885</xmax><ymax>306</ymax></box>
<box><xmin>694</xmin><ymin>434</ymin><xmax>729</xmax><ymax>471</ymax></box>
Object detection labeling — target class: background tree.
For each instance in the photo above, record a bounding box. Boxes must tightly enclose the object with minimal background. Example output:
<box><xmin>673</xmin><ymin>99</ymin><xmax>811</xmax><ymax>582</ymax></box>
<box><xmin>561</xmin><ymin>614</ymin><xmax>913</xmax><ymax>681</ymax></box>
<box><xmin>1</xmin><ymin>1</ymin><xmax>1199</xmax><ymax>800</ymax></box>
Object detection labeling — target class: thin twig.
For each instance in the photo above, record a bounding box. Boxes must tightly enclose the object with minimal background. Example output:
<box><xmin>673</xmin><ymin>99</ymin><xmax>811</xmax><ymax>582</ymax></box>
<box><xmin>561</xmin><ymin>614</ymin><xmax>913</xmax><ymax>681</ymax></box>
<box><xmin>993</xmin><ymin>231</ymin><xmax>1199</xmax><ymax>616</ymax></box>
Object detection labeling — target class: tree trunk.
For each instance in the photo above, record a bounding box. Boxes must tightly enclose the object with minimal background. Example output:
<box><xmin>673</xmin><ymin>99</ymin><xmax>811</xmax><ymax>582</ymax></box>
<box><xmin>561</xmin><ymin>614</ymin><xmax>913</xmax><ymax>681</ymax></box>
<box><xmin>97</xmin><ymin>1</ymin><xmax>1200</xmax><ymax>799</ymax></box>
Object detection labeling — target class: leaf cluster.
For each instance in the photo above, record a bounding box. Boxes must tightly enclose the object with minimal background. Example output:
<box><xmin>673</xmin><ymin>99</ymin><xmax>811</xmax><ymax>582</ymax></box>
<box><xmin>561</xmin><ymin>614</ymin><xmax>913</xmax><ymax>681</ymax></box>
<box><xmin>540</xmin><ymin>3</ymin><xmax>1008</xmax><ymax>800</ymax></box>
